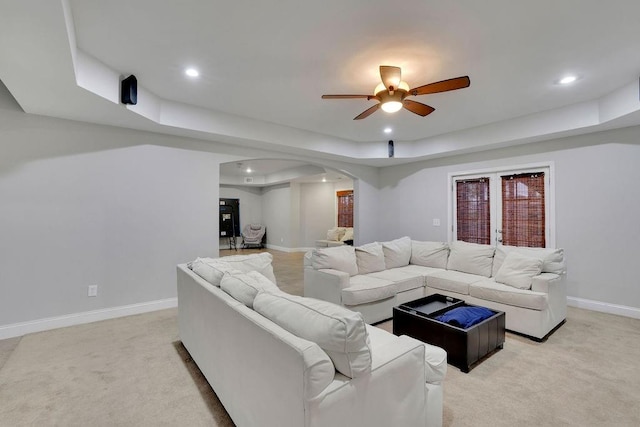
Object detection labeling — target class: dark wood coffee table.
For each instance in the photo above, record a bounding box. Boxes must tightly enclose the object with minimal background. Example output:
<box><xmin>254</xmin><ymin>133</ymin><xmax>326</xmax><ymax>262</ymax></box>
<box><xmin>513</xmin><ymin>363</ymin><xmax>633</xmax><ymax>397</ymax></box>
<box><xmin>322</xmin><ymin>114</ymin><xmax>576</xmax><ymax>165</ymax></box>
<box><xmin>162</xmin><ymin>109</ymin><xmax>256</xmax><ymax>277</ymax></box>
<box><xmin>393</xmin><ymin>294</ymin><xmax>505</xmax><ymax>373</ymax></box>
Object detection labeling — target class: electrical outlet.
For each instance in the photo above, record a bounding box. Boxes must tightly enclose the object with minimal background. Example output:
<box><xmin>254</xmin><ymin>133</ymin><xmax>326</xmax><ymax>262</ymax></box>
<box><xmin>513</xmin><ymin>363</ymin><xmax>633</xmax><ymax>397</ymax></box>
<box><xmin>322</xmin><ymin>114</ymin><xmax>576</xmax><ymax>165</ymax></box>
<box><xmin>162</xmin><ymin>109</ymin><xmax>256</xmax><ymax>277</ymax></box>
<box><xmin>433</xmin><ymin>218</ymin><xmax>441</xmax><ymax>226</ymax></box>
<box><xmin>88</xmin><ymin>285</ymin><xmax>98</xmax><ymax>297</ymax></box>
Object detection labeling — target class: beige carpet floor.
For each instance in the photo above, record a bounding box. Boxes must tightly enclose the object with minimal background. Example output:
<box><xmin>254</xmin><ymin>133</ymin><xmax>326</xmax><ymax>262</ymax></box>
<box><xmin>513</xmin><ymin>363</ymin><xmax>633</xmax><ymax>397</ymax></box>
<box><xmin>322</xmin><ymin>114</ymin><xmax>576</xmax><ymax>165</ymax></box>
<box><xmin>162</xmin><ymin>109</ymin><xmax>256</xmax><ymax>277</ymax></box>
<box><xmin>1</xmin><ymin>249</ymin><xmax>639</xmax><ymax>426</ymax></box>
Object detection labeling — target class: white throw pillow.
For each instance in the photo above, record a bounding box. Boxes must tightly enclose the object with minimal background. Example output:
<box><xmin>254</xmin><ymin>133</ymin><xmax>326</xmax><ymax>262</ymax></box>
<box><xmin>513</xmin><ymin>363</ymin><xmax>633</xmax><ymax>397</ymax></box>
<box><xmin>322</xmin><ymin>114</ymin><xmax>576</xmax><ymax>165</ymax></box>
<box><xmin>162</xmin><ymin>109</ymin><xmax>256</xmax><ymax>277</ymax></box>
<box><xmin>220</xmin><ymin>270</ymin><xmax>281</xmax><ymax>308</ymax></box>
<box><xmin>340</xmin><ymin>228</ymin><xmax>354</xmax><ymax>242</ymax></box>
<box><xmin>494</xmin><ymin>252</ymin><xmax>543</xmax><ymax>290</ymax></box>
<box><xmin>446</xmin><ymin>241</ymin><xmax>495</xmax><ymax>277</ymax></box>
<box><xmin>326</xmin><ymin>227</ymin><xmax>341</xmax><ymax>241</ymax></box>
<box><xmin>492</xmin><ymin>246</ymin><xmax>565</xmax><ymax>276</ymax></box>
<box><xmin>381</xmin><ymin>236</ymin><xmax>412</xmax><ymax>269</ymax></box>
<box><xmin>410</xmin><ymin>241</ymin><xmax>449</xmax><ymax>269</ymax></box>
<box><xmin>190</xmin><ymin>252</ymin><xmax>276</xmax><ymax>286</ymax></box>
<box><xmin>355</xmin><ymin>242</ymin><xmax>386</xmax><ymax>274</ymax></box>
<box><xmin>253</xmin><ymin>292</ymin><xmax>372</xmax><ymax>378</ymax></box>
<box><xmin>311</xmin><ymin>245</ymin><xmax>359</xmax><ymax>276</ymax></box>
<box><xmin>190</xmin><ymin>258</ymin><xmax>232</xmax><ymax>286</ymax></box>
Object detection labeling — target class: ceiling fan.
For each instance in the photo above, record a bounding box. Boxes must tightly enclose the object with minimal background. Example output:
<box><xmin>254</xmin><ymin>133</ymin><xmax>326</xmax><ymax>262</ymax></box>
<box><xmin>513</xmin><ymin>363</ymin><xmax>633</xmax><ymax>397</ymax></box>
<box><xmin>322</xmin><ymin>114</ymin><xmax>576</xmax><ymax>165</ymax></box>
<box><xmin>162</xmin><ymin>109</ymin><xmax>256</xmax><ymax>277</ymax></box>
<box><xmin>322</xmin><ymin>66</ymin><xmax>470</xmax><ymax>120</ymax></box>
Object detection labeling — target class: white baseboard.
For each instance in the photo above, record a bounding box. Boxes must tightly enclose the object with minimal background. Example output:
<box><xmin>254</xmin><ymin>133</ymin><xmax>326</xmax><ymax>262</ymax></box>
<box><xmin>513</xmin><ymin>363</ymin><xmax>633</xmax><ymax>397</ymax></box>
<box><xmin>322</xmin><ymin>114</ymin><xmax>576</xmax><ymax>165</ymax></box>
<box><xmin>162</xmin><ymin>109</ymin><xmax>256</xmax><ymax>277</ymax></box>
<box><xmin>567</xmin><ymin>296</ymin><xmax>640</xmax><ymax>320</ymax></box>
<box><xmin>0</xmin><ymin>298</ymin><xmax>178</xmax><ymax>340</ymax></box>
<box><xmin>265</xmin><ymin>244</ymin><xmax>314</xmax><ymax>253</ymax></box>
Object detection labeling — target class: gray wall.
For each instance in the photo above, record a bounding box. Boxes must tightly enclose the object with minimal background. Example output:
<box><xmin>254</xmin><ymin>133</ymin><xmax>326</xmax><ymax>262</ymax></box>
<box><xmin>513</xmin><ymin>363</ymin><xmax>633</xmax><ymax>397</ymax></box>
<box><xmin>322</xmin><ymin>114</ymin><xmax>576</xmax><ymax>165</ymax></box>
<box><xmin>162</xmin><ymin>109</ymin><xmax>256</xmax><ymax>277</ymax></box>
<box><xmin>0</xmin><ymin>86</ymin><xmax>376</xmax><ymax>330</ymax></box>
<box><xmin>298</xmin><ymin>182</ymin><xmax>338</xmax><ymax>247</ymax></box>
<box><xmin>261</xmin><ymin>183</ymin><xmax>292</xmax><ymax>248</ymax></box>
<box><xmin>377</xmin><ymin>127</ymin><xmax>640</xmax><ymax>312</ymax></box>
<box><xmin>0</xmin><ymin>108</ymin><xmax>220</xmax><ymax>326</ymax></box>
<box><xmin>219</xmin><ymin>185</ymin><xmax>263</xmax><ymax>248</ymax></box>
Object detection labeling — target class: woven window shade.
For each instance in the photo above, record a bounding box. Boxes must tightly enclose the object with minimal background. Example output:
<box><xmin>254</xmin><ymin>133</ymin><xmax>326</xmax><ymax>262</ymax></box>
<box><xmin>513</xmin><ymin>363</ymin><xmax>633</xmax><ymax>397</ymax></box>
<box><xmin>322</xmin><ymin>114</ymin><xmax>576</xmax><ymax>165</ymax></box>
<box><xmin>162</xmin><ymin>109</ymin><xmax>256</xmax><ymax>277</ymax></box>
<box><xmin>501</xmin><ymin>173</ymin><xmax>545</xmax><ymax>248</ymax></box>
<box><xmin>456</xmin><ymin>178</ymin><xmax>491</xmax><ymax>244</ymax></box>
<box><xmin>337</xmin><ymin>190</ymin><xmax>353</xmax><ymax>227</ymax></box>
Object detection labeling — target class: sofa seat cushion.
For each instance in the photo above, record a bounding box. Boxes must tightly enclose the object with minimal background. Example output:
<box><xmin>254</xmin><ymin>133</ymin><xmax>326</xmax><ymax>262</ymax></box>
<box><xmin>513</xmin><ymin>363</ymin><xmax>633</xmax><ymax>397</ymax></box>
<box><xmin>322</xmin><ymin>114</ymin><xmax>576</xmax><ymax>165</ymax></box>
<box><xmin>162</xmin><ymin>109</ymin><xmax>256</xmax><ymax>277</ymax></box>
<box><xmin>253</xmin><ymin>292</ymin><xmax>372</xmax><ymax>379</ymax></box>
<box><xmin>399</xmin><ymin>264</ymin><xmax>443</xmax><ymax>277</ymax></box>
<box><xmin>426</xmin><ymin>270</ymin><xmax>485</xmax><ymax>295</ymax></box>
<box><xmin>470</xmin><ymin>280</ymin><xmax>548</xmax><ymax>311</ymax></box>
<box><xmin>341</xmin><ymin>276</ymin><xmax>397</xmax><ymax>306</ymax></box>
<box><xmin>367</xmin><ymin>326</ymin><xmax>447</xmax><ymax>384</ymax></box>
<box><xmin>366</xmin><ymin>269</ymin><xmax>424</xmax><ymax>293</ymax></box>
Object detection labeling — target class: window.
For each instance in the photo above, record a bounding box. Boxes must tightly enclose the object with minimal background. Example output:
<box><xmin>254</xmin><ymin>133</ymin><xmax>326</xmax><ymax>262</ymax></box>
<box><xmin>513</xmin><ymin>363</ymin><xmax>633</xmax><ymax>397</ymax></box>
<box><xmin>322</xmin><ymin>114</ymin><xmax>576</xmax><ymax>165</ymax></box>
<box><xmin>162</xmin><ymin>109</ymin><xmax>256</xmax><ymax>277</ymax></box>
<box><xmin>337</xmin><ymin>190</ymin><xmax>353</xmax><ymax>227</ymax></box>
<box><xmin>501</xmin><ymin>173</ymin><xmax>545</xmax><ymax>248</ymax></box>
<box><xmin>450</xmin><ymin>164</ymin><xmax>553</xmax><ymax>248</ymax></box>
<box><xmin>455</xmin><ymin>178</ymin><xmax>491</xmax><ymax>244</ymax></box>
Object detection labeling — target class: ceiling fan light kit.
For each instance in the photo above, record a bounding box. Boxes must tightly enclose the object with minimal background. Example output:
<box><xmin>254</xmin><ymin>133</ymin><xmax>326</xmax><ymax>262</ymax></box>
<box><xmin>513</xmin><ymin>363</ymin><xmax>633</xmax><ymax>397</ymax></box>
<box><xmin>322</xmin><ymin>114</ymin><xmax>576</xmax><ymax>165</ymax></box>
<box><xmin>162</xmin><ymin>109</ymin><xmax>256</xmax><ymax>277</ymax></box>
<box><xmin>322</xmin><ymin>66</ymin><xmax>470</xmax><ymax>120</ymax></box>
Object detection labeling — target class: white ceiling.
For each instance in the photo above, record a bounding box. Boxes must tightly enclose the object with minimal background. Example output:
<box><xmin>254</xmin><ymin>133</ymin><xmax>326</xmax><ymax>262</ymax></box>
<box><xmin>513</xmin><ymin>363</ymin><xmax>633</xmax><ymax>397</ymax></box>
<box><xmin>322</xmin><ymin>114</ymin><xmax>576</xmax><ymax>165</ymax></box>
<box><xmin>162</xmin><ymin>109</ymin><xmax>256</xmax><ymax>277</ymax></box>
<box><xmin>2</xmin><ymin>0</ymin><xmax>640</xmax><ymax>166</ymax></box>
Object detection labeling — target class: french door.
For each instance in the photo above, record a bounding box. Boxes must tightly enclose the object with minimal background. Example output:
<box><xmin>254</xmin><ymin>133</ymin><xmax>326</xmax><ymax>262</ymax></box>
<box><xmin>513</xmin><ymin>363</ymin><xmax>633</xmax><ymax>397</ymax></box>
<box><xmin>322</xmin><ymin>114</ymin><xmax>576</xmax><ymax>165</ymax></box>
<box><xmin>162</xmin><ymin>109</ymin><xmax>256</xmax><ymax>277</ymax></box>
<box><xmin>451</xmin><ymin>166</ymin><xmax>552</xmax><ymax>248</ymax></box>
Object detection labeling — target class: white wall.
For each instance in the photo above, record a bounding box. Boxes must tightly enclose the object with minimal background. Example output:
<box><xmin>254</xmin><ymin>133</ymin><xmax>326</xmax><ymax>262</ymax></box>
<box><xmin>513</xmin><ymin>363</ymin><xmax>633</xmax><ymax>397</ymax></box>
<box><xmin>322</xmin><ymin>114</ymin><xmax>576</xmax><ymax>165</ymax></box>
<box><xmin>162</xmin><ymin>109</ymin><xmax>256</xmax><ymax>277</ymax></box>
<box><xmin>377</xmin><ymin>127</ymin><xmax>640</xmax><ymax>313</ymax></box>
<box><xmin>298</xmin><ymin>182</ymin><xmax>338</xmax><ymax>247</ymax></box>
<box><xmin>0</xmin><ymin>109</ymin><xmax>220</xmax><ymax>328</ymax></box>
<box><xmin>0</xmin><ymin>84</ymin><xmax>382</xmax><ymax>335</ymax></box>
<box><xmin>261</xmin><ymin>183</ymin><xmax>292</xmax><ymax>248</ymax></box>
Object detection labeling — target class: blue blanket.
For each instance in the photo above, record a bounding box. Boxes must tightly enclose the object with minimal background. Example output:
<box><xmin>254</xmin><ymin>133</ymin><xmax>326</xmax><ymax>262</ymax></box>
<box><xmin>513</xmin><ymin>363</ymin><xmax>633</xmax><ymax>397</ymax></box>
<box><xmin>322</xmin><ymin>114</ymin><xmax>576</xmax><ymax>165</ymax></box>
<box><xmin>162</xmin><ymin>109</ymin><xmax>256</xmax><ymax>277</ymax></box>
<box><xmin>435</xmin><ymin>306</ymin><xmax>495</xmax><ymax>329</ymax></box>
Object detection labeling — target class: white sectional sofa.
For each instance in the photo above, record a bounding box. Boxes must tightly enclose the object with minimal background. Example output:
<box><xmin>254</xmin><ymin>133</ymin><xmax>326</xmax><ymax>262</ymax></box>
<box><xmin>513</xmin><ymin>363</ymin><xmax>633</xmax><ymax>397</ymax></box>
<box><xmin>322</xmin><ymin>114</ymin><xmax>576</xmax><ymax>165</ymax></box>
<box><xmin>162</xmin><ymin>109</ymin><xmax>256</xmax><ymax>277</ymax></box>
<box><xmin>304</xmin><ymin>237</ymin><xmax>567</xmax><ymax>341</ymax></box>
<box><xmin>178</xmin><ymin>252</ymin><xmax>447</xmax><ymax>427</ymax></box>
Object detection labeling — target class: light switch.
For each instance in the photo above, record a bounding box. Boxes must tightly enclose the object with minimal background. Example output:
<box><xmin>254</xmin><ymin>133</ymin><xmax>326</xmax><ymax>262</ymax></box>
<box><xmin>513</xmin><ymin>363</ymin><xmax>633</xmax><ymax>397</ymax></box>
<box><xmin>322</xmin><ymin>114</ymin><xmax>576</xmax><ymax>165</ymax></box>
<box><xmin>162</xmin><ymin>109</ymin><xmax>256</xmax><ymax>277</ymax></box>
<box><xmin>432</xmin><ymin>218</ymin><xmax>441</xmax><ymax>226</ymax></box>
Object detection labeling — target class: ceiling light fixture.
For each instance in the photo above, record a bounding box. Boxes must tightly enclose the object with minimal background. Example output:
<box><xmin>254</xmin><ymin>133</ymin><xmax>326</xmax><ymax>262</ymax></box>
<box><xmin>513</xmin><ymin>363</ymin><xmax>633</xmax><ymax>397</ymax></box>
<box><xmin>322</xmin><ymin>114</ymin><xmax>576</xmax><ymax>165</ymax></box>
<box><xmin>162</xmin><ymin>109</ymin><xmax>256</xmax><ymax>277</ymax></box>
<box><xmin>185</xmin><ymin>68</ymin><xmax>199</xmax><ymax>78</ymax></box>
<box><xmin>374</xmin><ymin>80</ymin><xmax>409</xmax><ymax>113</ymax></box>
<box><xmin>384</xmin><ymin>127</ymin><xmax>392</xmax><ymax>134</ymax></box>
<box><xmin>246</xmin><ymin>167</ymin><xmax>252</xmax><ymax>173</ymax></box>
<box><xmin>322</xmin><ymin>177</ymin><xmax>327</xmax><ymax>182</ymax></box>
<box><xmin>558</xmin><ymin>75</ymin><xmax>577</xmax><ymax>85</ymax></box>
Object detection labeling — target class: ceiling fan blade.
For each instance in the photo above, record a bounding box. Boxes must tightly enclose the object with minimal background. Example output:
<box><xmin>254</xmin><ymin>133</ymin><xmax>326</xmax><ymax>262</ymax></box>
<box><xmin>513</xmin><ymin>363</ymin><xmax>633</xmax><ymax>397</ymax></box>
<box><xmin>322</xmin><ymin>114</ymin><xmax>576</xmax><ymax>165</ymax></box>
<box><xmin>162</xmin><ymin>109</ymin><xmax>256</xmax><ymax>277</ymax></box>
<box><xmin>322</xmin><ymin>94</ymin><xmax>377</xmax><ymax>100</ymax></box>
<box><xmin>403</xmin><ymin>99</ymin><xmax>435</xmax><ymax>117</ymax></box>
<box><xmin>409</xmin><ymin>76</ymin><xmax>470</xmax><ymax>96</ymax></box>
<box><xmin>380</xmin><ymin>66</ymin><xmax>402</xmax><ymax>90</ymax></box>
<box><xmin>353</xmin><ymin>104</ymin><xmax>380</xmax><ymax>120</ymax></box>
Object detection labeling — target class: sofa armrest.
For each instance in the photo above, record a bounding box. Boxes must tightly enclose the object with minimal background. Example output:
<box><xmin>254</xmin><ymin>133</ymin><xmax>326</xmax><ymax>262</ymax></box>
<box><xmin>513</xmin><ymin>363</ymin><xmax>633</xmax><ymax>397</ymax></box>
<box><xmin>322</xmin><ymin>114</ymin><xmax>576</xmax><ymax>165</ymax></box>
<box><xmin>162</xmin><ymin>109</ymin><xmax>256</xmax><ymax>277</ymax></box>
<box><xmin>308</xmin><ymin>332</ymin><xmax>435</xmax><ymax>427</ymax></box>
<box><xmin>303</xmin><ymin>268</ymin><xmax>350</xmax><ymax>305</ymax></box>
<box><xmin>373</xmin><ymin>335</ymin><xmax>446</xmax><ymax>385</ymax></box>
<box><xmin>531</xmin><ymin>272</ymin><xmax>562</xmax><ymax>293</ymax></box>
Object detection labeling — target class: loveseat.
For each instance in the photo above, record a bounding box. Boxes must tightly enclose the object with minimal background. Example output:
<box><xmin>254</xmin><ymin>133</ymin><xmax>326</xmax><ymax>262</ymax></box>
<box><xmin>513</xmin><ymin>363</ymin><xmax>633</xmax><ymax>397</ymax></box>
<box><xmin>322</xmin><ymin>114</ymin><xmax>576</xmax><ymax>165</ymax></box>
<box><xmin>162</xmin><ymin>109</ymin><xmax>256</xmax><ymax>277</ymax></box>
<box><xmin>178</xmin><ymin>252</ymin><xmax>447</xmax><ymax>427</ymax></box>
<box><xmin>304</xmin><ymin>237</ymin><xmax>567</xmax><ymax>341</ymax></box>
<box><xmin>315</xmin><ymin>226</ymin><xmax>354</xmax><ymax>247</ymax></box>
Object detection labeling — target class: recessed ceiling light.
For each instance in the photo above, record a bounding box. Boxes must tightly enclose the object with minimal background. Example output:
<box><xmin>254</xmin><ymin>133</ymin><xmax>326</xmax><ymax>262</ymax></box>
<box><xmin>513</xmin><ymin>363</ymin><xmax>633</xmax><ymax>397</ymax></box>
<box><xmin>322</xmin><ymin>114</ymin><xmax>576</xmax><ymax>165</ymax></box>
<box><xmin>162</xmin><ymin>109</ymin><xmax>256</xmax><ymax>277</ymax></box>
<box><xmin>322</xmin><ymin>177</ymin><xmax>327</xmax><ymax>182</ymax></box>
<box><xmin>246</xmin><ymin>167</ymin><xmax>252</xmax><ymax>173</ymax></box>
<box><xmin>384</xmin><ymin>127</ymin><xmax>392</xmax><ymax>134</ymax></box>
<box><xmin>185</xmin><ymin>68</ymin><xmax>199</xmax><ymax>78</ymax></box>
<box><xmin>558</xmin><ymin>75</ymin><xmax>577</xmax><ymax>85</ymax></box>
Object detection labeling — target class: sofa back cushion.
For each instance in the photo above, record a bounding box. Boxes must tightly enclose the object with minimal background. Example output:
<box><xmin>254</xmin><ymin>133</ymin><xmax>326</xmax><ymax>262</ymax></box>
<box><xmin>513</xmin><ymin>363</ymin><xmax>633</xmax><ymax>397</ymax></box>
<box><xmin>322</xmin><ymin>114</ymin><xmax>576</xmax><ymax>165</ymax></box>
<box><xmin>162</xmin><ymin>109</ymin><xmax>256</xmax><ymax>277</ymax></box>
<box><xmin>326</xmin><ymin>227</ymin><xmax>342</xmax><ymax>241</ymax></box>
<box><xmin>254</xmin><ymin>292</ymin><xmax>371</xmax><ymax>378</ymax></box>
<box><xmin>190</xmin><ymin>252</ymin><xmax>276</xmax><ymax>286</ymax></box>
<box><xmin>381</xmin><ymin>236</ymin><xmax>412</xmax><ymax>269</ymax></box>
<box><xmin>410</xmin><ymin>241</ymin><xmax>449</xmax><ymax>269</ymax></box>
<box><xmin>492</xmin><ymin>245</ymin><xmax>565</xmax><ymax>276</ymax></box>
<box><xmin>355</xmin><ymin>242</ymin><xmax>386</xmax><ymax>274</ymax></box>
<box><xmin>494</xmin><ymin>252</ymin><xmax>543</xmax><ymax>290</ymax></box>
<box><xmin>220</xmin><ymin>270</ymin><xmax>281</xmax><ymax>308</ymax></box>
<box><xmin>311</xmin><ymin>245</ymin><xmax>359</xmax><ymax>276</ymax></box>
<box><xmin>447</xmin><ymin>241</ymin><xmax>495</xmax><ymax>277</ymax></box>
<box><xmin>340</xmin><ymin>228</ymin><xmax>354</xmax><ymax>242</ymax></box>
